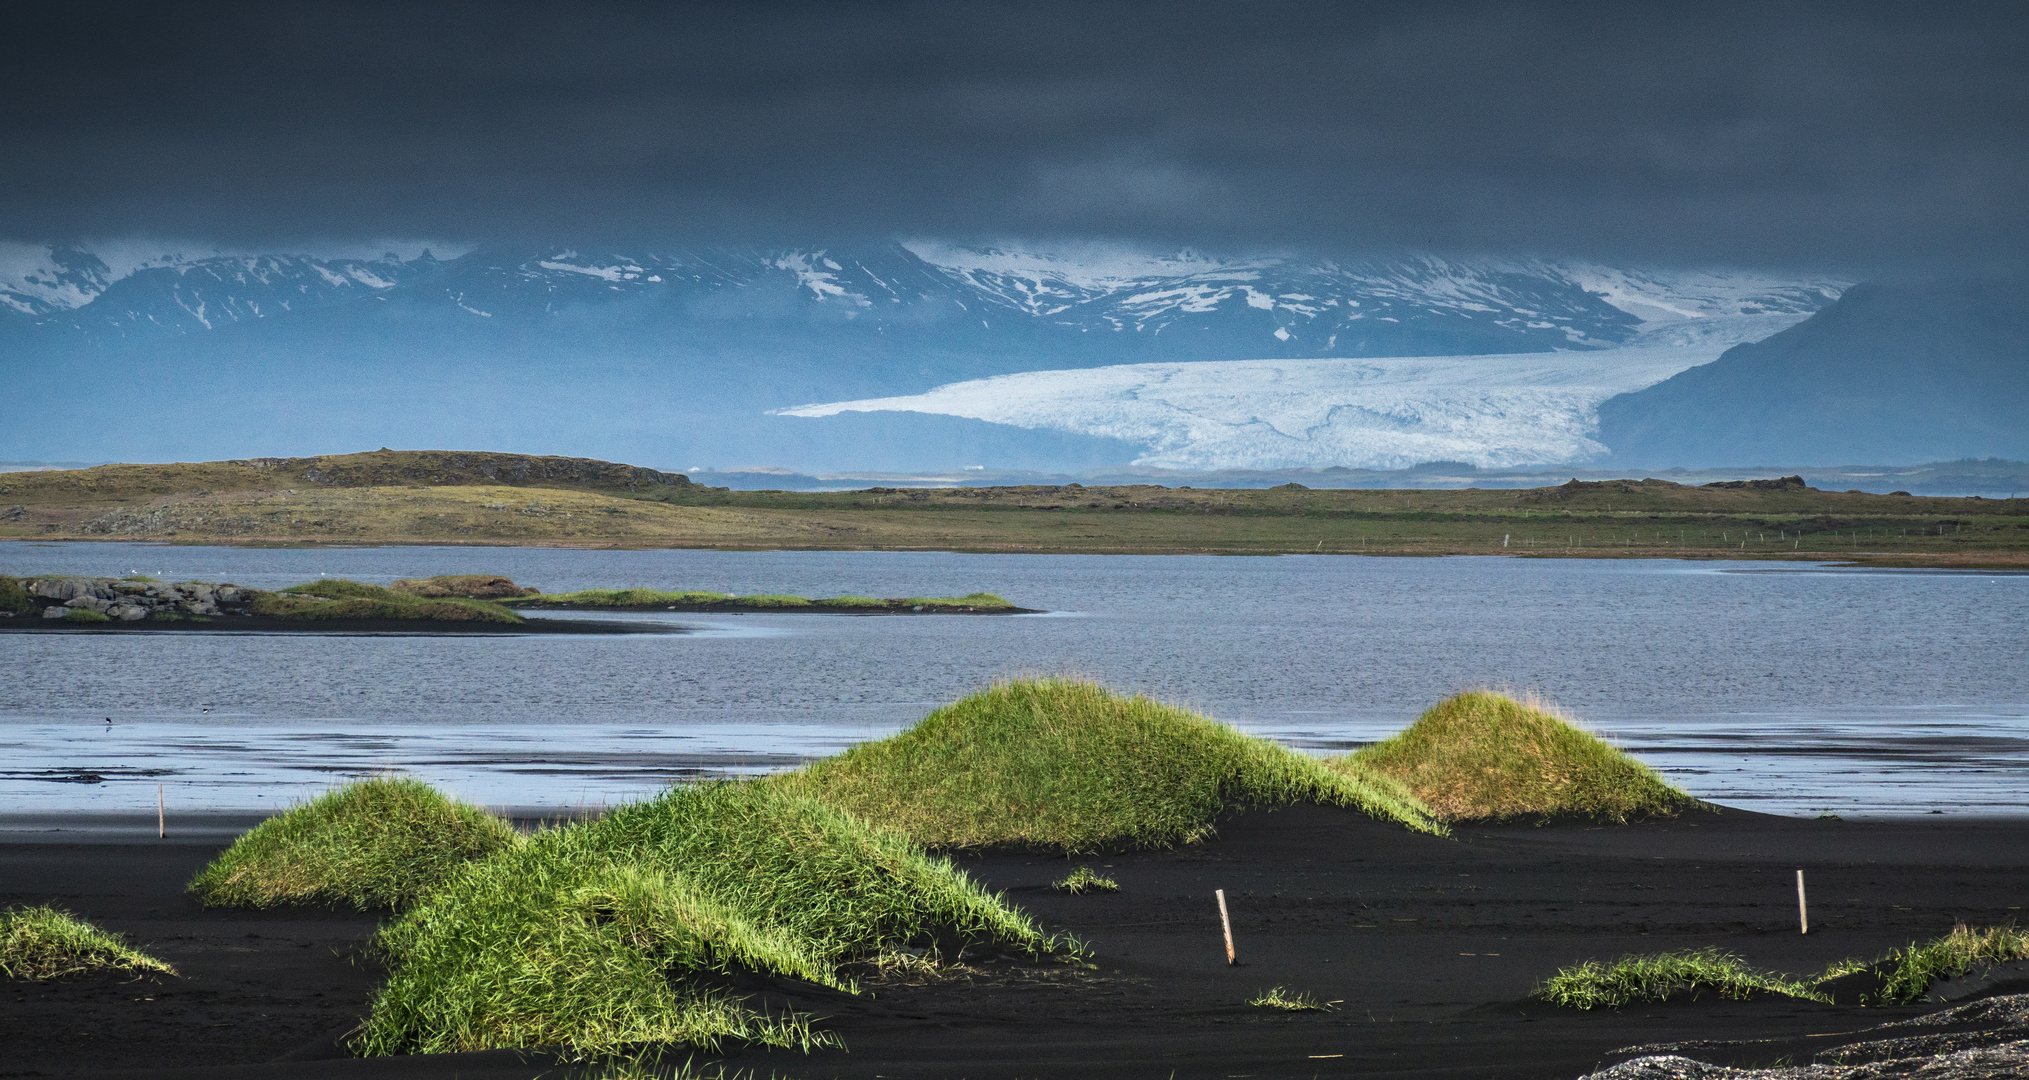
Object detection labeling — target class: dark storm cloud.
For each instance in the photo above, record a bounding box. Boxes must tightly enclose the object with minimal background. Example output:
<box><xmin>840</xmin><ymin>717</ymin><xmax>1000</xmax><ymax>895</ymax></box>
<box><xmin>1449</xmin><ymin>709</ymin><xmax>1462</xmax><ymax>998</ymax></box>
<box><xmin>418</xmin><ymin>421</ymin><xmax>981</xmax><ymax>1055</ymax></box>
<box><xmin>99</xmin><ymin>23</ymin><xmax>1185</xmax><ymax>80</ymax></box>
<box><xmin>3</xmin><ymin>1</ymin><xmax>2025</xmax><ymax>269</ymax></box>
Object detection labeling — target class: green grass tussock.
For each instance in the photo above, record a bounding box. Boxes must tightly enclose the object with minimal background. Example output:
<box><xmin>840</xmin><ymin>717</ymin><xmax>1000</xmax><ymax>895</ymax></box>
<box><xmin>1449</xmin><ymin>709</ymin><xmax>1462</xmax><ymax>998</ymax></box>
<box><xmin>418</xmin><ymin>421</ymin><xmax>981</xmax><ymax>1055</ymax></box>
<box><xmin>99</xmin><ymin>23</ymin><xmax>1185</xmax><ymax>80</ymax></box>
<box><xmin>1249</xmin><ymin>986</ymin><xmax>1332</xmax><ymax>1011</ymax></box>
<box><xmin>780</xmin><ymin>678</ymin><xmax>1443</xmax><ymax>853</ymax></box>
<box><xmin>63</xmin><ymin>607</ymin><xmax>112</xmax><ymax>622</ymax></box>
<box><xmin>1532</xmin><ymin>948</ymin><xmax>1828</xmax><ymax>1010</ymax></box>
<box><xmin>1</xmin><ymin>905</ymin><xmax>177</xmax><ymax>980</ymax></box>
<box><xmin>1346</xmin><ymin>691</ymin><xmax>1703</xmax><ymax>823</ymax></box>
<box><xmin>252</xmin><ymin>579</ymin><xmax>524</xmax><ymax>623</ymax></box>
<box><xmin>1051</xmin><ymin>867</ymin><xmax>1119</xmax><ymax>894</ymax></box>
<box><xmin>1873</xmin><ymin>922</ymin><xmax>2029</xmax><ymax>1005</ymax></box>
<box><xmin>359</xmin><ymin>780</ymin><xmax>1048</xmax><ymax>1057</ymax></box>
<box><xmin>188</xmin><ymin>777</ymin><xmax>520</xmax><ymax>910</ymax></box>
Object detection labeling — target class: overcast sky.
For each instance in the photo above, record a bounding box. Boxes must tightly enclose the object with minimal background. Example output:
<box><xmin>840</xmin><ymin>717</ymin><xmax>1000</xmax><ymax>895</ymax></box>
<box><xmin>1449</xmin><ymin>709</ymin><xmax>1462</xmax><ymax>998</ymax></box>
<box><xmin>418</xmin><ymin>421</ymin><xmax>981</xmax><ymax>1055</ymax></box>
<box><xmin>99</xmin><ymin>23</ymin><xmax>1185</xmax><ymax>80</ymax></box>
<box><xmin>4</xmin><ymin>1</ymin><xmax>2025</xmax><ymax>272</ymax></box>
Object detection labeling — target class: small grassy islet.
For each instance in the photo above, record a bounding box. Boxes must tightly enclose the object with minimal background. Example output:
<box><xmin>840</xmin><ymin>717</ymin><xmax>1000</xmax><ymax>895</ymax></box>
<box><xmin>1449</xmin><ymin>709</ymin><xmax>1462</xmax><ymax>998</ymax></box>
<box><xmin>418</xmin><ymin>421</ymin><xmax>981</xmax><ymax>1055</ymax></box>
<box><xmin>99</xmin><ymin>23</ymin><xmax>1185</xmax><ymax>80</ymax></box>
<box><xmin>0</xmin><ymin>905</ymin><xmax>177</xmax><ymax>981</ymax></box>
<box><xmin>255</xmin><ymin>579</ymin><xmax>525</xmax><ymax>624</ymax></box>
<box><xmin>506</xmin><ymin>588</ymin><xmax>1019</xmax><ymax>612</ymax></box>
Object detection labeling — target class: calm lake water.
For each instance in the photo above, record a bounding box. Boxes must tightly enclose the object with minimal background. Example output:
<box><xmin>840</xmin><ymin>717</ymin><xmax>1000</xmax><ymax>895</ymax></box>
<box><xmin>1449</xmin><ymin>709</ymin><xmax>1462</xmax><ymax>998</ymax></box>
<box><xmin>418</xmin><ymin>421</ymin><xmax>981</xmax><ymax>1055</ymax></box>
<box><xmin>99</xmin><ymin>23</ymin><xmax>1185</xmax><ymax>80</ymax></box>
<box><xmin>2</xmin><ymin>543</ymin><xmax>2024</xmax><ymax>820</ymax></box>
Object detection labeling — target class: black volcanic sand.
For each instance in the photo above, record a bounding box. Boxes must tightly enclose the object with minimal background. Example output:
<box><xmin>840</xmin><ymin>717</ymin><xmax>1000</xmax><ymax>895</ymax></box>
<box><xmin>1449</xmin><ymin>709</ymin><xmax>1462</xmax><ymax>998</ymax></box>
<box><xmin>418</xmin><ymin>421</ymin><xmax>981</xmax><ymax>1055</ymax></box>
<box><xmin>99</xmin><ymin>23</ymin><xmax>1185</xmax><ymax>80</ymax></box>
<box><xmin>0</xmin><ymin>616</ymin><xmax>682</xmax><ymax>635</ymax></box>
<box><xmin>5</xmin><ymin>807</ymin><xmax>2028</xmax><ymax>1079</ymax></box>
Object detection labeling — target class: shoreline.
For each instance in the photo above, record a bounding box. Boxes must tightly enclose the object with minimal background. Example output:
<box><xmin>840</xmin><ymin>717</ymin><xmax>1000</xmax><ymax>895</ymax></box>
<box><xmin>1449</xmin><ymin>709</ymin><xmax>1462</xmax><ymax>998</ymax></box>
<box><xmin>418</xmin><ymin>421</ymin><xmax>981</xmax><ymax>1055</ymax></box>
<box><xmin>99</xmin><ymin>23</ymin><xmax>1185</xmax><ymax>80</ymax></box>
<box><xmin>0</xmin><ymin>614</ymin><xmax>685</xmax><ymax>635</ymax></box>
<box><xmin>5</xmin><ymin>806</ymin><xmax>2027</xmax><ymax>1078</ymax></box>
<box><xmin>5</xmin><ymin>534</ymin><xmax>2024</xmax><ymax>570</ymax></box>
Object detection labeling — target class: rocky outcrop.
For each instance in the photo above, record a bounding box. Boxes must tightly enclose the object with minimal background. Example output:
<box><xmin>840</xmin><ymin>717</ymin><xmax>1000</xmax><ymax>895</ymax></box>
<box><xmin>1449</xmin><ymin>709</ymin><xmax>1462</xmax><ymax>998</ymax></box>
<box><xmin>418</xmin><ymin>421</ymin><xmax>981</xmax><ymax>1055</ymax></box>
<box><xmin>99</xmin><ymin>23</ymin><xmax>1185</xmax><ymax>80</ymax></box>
<box><xmin>15</xmin><ymin>577</ymin><xmax>253</xmax><ymax>621</ymax></box>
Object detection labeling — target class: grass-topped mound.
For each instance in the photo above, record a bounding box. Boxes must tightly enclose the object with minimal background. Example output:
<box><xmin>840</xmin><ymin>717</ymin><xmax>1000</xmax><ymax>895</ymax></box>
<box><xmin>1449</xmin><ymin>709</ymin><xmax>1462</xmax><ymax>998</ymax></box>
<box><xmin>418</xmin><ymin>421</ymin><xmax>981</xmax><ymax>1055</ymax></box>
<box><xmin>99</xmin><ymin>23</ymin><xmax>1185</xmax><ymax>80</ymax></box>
<box><xmin>778</xmin><ymin>678</ymin><xmax>1443</xmax><ymax>852</ymax></box>
<box><xmin>251</xmin><ymin>579</ymin><xmax>525</xmax><ymax>624</ymax></box>
<box><xmin>389</xmin><ymin>574</ymin><xmax>538</xmax><ymax>599</ymax></box>
<box><xmin>1</xmin><ymin>905</ymin><xmax>177</xmax><ymax>980</ymax></box>
<box><xmin>1345</xmin><ymin>691</ymin><xmax>1704</xmax><ymax>823</ymax></box>
<box><xmin>358</xmin><ymin>780</ymin><xmax>1049</xmax><ymax>1057</ymax></box>
<box><xmin>188</xmin><ymin>777</ymin><xmax>520</xmax><ymax>909</ymax></box>
<box><xmin>508</xmin><ymin>588</ymin><xmax>1021</xmax><ymax>613</ymax></box>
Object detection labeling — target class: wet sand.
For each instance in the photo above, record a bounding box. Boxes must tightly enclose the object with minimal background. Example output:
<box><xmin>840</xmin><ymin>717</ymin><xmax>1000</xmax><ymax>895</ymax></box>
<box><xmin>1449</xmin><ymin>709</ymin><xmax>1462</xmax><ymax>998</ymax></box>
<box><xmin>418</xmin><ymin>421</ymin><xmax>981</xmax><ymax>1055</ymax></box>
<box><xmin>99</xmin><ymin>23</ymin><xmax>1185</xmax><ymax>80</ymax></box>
<box><xmin>5</xmin><ymin>807</ymin><xmax>2028</xmax><ymax>1079</ymax></box>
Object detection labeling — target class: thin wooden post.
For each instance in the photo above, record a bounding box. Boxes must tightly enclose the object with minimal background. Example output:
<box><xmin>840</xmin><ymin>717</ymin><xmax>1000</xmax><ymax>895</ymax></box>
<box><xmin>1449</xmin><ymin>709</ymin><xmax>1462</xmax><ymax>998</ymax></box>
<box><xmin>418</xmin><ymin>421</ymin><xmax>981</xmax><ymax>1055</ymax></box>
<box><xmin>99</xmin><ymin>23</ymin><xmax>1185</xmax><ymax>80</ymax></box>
<box><xmin>157</xmin><ymin>783</ymin><xmax>165</xmax><ymax>839</ymax></box>
<box><xmin>1796</xmin><ymin>870</ymin><xmax>1808</xmax><ymax>934</ymax></box>
<box><xmin>1215</xmin><ymin>889</ymin><xmax>1236</xmax><ymax>965</ymax></box>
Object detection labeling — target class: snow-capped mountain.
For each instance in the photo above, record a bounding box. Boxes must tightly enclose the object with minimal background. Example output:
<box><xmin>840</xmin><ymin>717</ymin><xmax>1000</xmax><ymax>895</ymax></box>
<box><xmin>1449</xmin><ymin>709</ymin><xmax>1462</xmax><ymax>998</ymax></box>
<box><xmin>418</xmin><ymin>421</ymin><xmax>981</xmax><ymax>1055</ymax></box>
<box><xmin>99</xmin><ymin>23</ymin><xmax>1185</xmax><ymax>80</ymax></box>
<box><xmin>0</xmin><ymin>237</ymin><xmax>1850</xmax><ymax>471</ymax></box>
<box><xmin>3</xmin><ymin>238</ymin><xmax>1845</xmax><ymax>355</ymax></box>
<box><xmin>0</xmin><ymin>243</ymin><xmax>115</xmax><ymax>316</ymax></box>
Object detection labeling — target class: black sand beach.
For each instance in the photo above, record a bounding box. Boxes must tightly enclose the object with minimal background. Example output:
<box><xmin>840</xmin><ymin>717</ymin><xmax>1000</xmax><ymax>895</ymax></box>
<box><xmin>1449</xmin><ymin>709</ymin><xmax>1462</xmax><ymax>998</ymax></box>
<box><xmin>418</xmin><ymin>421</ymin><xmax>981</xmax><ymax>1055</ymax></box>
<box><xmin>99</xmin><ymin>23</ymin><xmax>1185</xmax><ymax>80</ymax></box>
<box><xmin>5</xmin><ymin>806</ymin><xmax>2026</xmax><ymax>1079</ymax></box>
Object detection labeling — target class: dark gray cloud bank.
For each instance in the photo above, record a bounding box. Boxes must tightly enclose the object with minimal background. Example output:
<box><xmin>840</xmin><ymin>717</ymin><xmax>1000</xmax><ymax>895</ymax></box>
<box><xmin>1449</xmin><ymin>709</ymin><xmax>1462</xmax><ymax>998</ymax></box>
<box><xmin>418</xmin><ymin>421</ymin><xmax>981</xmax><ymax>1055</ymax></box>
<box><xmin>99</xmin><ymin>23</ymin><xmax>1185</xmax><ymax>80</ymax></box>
<box><xmin>4</xmin><ymin>1</ymin><xmax>2025</xmax><ymax>271</ymax></box>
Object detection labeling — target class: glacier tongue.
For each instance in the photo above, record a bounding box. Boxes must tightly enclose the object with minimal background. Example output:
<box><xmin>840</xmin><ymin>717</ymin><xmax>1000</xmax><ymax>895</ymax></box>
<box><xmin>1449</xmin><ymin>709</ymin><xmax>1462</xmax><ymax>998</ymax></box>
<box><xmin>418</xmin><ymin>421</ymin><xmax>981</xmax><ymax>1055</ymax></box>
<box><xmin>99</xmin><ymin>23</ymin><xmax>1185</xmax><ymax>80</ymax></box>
<box><xmin>778</xmin><ymin>345</ymin><xmax>1731</xmax><ymax>470</ymax></box>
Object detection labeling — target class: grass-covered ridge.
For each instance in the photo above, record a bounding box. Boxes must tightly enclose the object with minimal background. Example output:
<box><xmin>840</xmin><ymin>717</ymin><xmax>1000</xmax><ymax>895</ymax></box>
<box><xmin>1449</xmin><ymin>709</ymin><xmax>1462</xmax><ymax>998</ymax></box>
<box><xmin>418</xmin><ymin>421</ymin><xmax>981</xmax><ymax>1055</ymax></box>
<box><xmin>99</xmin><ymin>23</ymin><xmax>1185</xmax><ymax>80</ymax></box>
<box><xmin>1344</xmin><ymin>691</ymin><xmax>1704</xmax><ymax>822</ymax></box>
<box><xmin>1</xmin><ymin>905</ymin><xmax>177</xmax><ymax>980</ymax></box>
<box><xmin>508</xmin><ymin>588</ymin><xmax>1020</xmax><ymax>612</ymax></box>
<box><xmin>358</xmin><ymin>780</ymin><xmax>1051</xmax><ymax>1057</ymax></box>
<box><xmin>253</xmin><ymin>579</ymin><xmax>524</xmax><ymax>623</ymax></box>
<box><xmin>1532</xmin><ymin>923</ymin><xmax>2029</xmax><ymax>1011</ymax></box>
<box><xmin>778</xmin><ymin>678</ymin><xmax>1443</xmax><ymax>852</ymax></box>
<box><xmin>1531</xmin><ymin>948</ymin><xmax>1828</xmax><ymax>1010</ymax></box>
<box><xmin>188</xmin><ymin>777</ymin><xmax>520</xmax><ymax>909</ymax></box>
<box><xmin>1871</xmin><ymin>922</ymin><xmax>2029</xmax><ymax>1005</ymax></box>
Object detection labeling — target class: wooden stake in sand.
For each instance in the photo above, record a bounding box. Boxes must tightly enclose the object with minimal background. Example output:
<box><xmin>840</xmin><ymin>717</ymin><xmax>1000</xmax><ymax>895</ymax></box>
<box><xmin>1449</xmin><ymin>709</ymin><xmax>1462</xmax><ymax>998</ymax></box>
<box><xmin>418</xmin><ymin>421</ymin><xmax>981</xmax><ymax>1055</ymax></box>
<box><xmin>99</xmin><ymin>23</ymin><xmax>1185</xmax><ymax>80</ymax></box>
<box><xmin>1796</xmin><ymin>869</ymin><xmax>1808</xmax><ymax>934</ymax></box>
<box><xmin>157</xmin><ymin>783</ymin><xmax>165</xmax><ymax>839</ymax></box>
<box><xmin>1216</xmin><ymin>889</ymin><xmax>1236</xmax><ymax>965</ymax></box>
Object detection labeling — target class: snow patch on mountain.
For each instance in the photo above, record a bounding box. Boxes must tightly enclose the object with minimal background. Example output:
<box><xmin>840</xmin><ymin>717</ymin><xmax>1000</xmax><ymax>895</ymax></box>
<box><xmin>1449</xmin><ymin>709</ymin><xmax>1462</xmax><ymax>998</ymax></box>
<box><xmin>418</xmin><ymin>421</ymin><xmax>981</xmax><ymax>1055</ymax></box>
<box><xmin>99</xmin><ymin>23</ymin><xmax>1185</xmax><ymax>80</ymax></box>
<box><xmin>779</xmin><ymin>345</ymin><xmax>1733</xmax><ymax>470</ymax></box>
<box><xmin>0</xmin><ymin>243</ymin><xmax>113</xmax><ymax>314</ymax></box>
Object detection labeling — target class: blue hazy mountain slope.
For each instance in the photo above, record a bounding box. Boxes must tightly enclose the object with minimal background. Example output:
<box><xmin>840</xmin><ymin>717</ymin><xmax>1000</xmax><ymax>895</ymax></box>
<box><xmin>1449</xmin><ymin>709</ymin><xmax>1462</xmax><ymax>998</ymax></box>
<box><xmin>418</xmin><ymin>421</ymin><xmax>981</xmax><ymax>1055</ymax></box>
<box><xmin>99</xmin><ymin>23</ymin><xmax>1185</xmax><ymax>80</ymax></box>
<box><xmin>1596</xmin><ymin>276</ymin><xmax>2029</xmax><ymax>468</ymax></box>
<box><xmin>0</xmin><ymin>240</ymin><xmax>1842</xmax><ymax>469</ymax></box>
